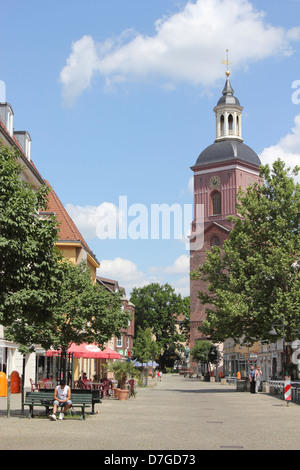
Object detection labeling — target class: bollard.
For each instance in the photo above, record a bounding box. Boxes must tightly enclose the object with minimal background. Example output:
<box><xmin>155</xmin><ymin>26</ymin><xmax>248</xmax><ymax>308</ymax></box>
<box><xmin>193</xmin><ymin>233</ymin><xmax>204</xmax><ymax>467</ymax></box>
<box><xmin>0</xmin><ymin>372</ymin><xmax>7</xmax><ymax>397</ymax></box>
<box><xmin>284</xmin><ymin>376</ymin><xmax>291</xmax><ymax>406</ymax></box>
<box><xmin>10</xmin><ymin>370</ymin><xmax>20</xmax><ymax>394</ymax></box>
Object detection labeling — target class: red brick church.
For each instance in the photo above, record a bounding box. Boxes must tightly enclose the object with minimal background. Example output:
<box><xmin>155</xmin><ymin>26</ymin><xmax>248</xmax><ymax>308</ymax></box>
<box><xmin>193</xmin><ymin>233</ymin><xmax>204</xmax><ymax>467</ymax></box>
<box><xmin>189</xmin><ymin>70</ymin><xmax>261</xmax><ymax>353</ymax></box>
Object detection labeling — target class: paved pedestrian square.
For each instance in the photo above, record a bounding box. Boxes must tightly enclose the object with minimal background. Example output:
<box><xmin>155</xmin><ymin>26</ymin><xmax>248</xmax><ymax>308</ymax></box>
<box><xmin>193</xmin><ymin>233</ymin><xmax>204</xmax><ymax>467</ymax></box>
<box><xmin>1</xmin><ymin>374</ymin><xmax>299</xmax><ymax>450</ymax></box>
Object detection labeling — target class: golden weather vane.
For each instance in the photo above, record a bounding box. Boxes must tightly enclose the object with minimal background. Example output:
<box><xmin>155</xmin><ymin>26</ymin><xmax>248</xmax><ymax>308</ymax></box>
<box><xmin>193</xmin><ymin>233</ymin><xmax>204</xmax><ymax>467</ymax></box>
<box><xmin>221</xmin><ymin>49</ymin><xmax>231</xmax><ymax>76</ymax></box>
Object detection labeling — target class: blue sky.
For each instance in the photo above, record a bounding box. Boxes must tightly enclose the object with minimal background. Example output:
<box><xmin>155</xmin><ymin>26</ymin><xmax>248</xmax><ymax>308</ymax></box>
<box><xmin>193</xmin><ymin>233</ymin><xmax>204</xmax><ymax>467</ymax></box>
<box><xmin>1</xmin><ymin>0</ymin><xmax>300</xmax><ymax>297</ymax></box>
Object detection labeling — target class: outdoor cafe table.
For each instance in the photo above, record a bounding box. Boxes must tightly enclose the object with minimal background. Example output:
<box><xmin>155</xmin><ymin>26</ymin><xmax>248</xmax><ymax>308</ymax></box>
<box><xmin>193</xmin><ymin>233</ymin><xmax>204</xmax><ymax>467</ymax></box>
<box><xmin>88</xmin><ymin>382</ymin><xmax>103</xmax><ymax>390</ymax></box>
<box><xmin>38</xmin><ymin>380</ymin><xmax>53</xmax><ymax>389</ymax></box>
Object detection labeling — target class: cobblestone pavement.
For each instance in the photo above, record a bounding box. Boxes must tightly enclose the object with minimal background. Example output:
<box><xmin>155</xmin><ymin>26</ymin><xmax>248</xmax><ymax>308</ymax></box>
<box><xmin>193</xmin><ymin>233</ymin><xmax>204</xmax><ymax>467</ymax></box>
<box><xmin>0</xmin><ymin>374</ymin><xmax>300</xmax><ymax>451</ymax></box>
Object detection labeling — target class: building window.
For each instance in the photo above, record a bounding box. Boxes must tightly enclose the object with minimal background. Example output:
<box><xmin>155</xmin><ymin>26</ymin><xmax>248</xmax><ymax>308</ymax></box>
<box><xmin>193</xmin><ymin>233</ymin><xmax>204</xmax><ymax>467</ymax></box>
<box><xmin>212</xmin><ymin>192</ymin><xmax>221</xmax><ymax>215</ymax></box>
<box><xmin>211</xmin><ymin>236</ymin><xmax>220</xmax><ymax>247</ymax></box>
<box><xmin>220</xmin><ymin>115</ymin><xmax>225</xmax><ymax>135</ymax></box>
<box><xmin>117</xmin><ymin>337</ymin><xmax>122</xmax><ymax>349</ymax></box>
<box><xmin>228</xmin><ymin>114</ymin><xmax>233</xmax><ymax>134</ymax></box>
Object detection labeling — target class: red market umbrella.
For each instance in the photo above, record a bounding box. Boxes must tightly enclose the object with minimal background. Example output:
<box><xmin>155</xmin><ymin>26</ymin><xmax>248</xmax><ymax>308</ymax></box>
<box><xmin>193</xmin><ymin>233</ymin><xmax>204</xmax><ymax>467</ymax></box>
<box><xmin>46</xmin><ymin>343</ymin><xmax>122</xmax><ymax>359</ymax></box>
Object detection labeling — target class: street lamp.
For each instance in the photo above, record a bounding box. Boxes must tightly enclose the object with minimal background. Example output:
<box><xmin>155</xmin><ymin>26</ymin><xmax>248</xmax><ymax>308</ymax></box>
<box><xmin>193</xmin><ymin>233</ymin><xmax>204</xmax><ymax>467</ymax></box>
<box><xmin>269</xmin><ymin>315</ymin><xmax>285</xmax><ymax>380</ymax></box>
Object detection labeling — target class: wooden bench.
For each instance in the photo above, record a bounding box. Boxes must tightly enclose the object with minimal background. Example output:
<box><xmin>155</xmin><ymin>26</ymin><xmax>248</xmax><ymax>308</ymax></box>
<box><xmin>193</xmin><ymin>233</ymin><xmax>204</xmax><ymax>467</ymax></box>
<box><xmin>42</xmin><ymin>388</ymin><xmax>101</xmax><ymax>414</ymax></box>
<box><xmin>23</xmin><ymin>391</ymin><xmax>92</xmax><ymax>419</ymax></box>
<box><xmin>179</xmin><ymin>369</ymin><xmax>194</xmax><ymax>377</ymax></box>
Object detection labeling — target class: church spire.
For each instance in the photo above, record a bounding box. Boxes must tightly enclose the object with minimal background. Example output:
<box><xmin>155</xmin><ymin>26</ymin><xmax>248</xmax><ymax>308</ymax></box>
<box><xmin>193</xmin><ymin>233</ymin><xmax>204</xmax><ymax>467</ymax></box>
<box><xmin>213</xmin><ymin>51</ymin><xmax>243</xmax><ymax>143</ymax></box>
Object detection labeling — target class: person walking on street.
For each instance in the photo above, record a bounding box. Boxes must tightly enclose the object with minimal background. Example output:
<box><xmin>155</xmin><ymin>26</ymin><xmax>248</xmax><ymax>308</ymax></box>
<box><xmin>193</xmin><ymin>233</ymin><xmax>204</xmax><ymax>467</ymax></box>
<box><xmin>255</xmin><ymin>365</ymin><xmax>263</xmax><ymax>393</ymax></box>
<box><xmin>249</xmin><ymin>365</ymin><xmax>256</xmax><ymax>394</ymax></box>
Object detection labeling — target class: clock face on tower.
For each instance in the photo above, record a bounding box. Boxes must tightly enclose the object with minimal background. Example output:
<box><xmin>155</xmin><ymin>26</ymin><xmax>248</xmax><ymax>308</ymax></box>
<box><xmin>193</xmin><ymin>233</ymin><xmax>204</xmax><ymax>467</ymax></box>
<box><xmin>209</xmin><ymin>175</ymin><xmax>221</xmax><ymax>189</ymax></box>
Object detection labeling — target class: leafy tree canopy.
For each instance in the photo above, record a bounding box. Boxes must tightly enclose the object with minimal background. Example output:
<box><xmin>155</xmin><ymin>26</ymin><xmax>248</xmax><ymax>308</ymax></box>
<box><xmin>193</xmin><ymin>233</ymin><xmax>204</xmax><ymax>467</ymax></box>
<box><xmin>0</xmin><ymin>145</ymin><xmax>62</xmax><ymax>334</ymax></box>
<box><xmin>6</xmin><ymin>261</ymin><xmax>131</xmax><ymax>352</ymax></box>
<box><xmin>190</xmin><ymin>340</ymin><xmax>218</xmax><ymax>366</ymax></box>
<box><xmin>105</xmin><ymin>360</ymin><xmax>140</xmax><ymax>389</ymax></box>
<box><xmin>1</xmin><ymin>146</ymin><xmax>131</xmax><ymax>353</ymax></box>
<box><xmin>132</xmin><ymin>327</ymin><xmax>160</xmax><ymax>365</ymax></box>
<box><xmin>130</xmin><ymin>283</ymin><xmax>189</xmax><ymax>368</ymax></box>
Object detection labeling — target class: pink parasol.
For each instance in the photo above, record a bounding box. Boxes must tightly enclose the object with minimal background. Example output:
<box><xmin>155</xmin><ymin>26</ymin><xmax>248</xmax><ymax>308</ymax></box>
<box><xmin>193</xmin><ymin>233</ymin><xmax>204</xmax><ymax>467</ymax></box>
<box><xmin>46</xmin><ymin>343</ymin><xmax>122</xmax><ymax>359</ymax></box>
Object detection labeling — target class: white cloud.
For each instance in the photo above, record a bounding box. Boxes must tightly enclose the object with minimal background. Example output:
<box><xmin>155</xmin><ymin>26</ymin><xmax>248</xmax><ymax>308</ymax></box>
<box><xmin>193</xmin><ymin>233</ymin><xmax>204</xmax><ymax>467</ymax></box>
<box><xmin>60</xmin><ymin>35</ymin><xmax>100</xmax><ymax>106</ymax></box>
<box><xmin>172</xmin><ymin>276</ymin><xmax>190</xmax><ymax>298</ymax></box>
<box><xmin>97</xmin><ymin>257</ymin><xmax>149</xmax><ymax>294</ymax></box>
<box><xmin>60</xmin><ymin>0</ymin><xmax>300</xmax><ymax>104</ymax></box>
<box><xmin>148</xmin><ymin>254</ymin><xmax>190</xmax><ymax>297</ymax></box>
<box><xmin>97</xmin><ymin>255</ymin><xmax>190</xmax><ymax>297</ymax></box>
<box><xmin>149</xmin><ymin>254</ymin><xmax>189</xmax><ymax>275</ymax></box>
<box><xmin>163</xmin><ymin>254</ymin><xmax>190</xmax><ymax>275</ymax></box>
<box><xmin>65</xmin><ymin>201</ymin><xmax>123</xmax><ymax>239</ymax></box>
<box><xmin>259</xmin><ymin>113</ymin><xmax>300</xmax><ymax>182</ymax></box>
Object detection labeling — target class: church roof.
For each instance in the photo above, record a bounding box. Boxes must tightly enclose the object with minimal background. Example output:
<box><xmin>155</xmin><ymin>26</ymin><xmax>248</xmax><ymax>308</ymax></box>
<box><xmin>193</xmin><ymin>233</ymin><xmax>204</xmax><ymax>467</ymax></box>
<box><xmin>216</xmin><ymin>76</ymin><xmax>241</xmax><ymax>107</ymax></box>
<box><xmin>194</xmin><ymin>139</ymin><xmax>261</xmax><ymax>168</ymax></box>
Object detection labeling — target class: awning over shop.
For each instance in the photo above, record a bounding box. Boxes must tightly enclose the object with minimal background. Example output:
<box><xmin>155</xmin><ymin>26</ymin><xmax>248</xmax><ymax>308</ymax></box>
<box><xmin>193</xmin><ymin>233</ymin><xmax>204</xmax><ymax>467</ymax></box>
<box><xmin>46</xmin><ymin>343</ymin><xmax>122</xmax><ymax>359</ymax></box>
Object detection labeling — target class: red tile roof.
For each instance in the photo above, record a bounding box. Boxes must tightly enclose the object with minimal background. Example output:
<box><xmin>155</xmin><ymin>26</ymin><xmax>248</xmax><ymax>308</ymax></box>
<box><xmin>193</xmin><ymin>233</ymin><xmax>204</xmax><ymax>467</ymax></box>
<box><xmin>44</xmin><ymin>180</ymin><xmax>99</xmax><ymax>265</ymax></box>
<box><xmin>1</xmin><ymin>110</ymin><xmax>99</xmax><ymax>266</ymax></box>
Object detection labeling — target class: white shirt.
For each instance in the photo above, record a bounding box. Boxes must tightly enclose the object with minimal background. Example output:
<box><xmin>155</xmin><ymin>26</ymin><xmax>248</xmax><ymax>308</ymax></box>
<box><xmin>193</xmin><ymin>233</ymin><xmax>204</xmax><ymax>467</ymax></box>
<box><xmin>56</xmin><ymin>385</ymin><xmax>70</xmax><ymax>400</ymax></box>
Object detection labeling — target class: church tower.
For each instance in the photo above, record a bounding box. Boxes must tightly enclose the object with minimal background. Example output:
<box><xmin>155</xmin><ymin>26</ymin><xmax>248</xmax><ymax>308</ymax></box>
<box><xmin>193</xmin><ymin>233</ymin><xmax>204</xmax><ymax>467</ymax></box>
<box><xmin>189</xmin><ymin>69</ymin><xmax>261</xmax><ymax>351</ymax></box>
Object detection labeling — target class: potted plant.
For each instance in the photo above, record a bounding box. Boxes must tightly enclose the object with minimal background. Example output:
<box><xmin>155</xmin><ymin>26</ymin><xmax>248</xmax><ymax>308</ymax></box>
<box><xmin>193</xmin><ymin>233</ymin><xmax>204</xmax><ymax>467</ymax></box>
<box><xmin>105</xmin><ymin>360</ymin><xmax>140</xmax><ymax>400</ymax></box>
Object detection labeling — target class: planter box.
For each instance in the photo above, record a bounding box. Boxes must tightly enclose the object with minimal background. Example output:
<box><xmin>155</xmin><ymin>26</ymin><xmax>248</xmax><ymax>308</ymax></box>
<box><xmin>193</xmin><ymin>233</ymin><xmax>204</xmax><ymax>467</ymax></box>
<box><xmin>118</xmin><ymin>389</ymin><xmax>129</xmax><ymax>400</ymax></box>
<box><xmin>262</xmin><ymin>382</ymin><xmax>270</xmax><ymax>393</ymax></box>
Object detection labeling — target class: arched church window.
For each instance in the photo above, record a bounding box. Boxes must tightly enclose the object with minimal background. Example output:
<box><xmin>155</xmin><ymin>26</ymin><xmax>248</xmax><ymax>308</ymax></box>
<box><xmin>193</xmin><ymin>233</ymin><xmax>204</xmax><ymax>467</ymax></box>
<box><xmin>228</xmin><ymin>114</ymin><xmax>233</xmax><ymax>134</ymax></box>
<box><xmin>212</xmin><ymin>191</ymin><xmax>221</xmax><ymax>215</ymax></box>
<box><xmin>236</xmin><ymin>115</ymin><xmax>240</xmax><ymax>136</ymax></box>
<box><xmin>220</xmin><ymin>115</ymin><xmax>225</xmax><ymax>135</ymax></box>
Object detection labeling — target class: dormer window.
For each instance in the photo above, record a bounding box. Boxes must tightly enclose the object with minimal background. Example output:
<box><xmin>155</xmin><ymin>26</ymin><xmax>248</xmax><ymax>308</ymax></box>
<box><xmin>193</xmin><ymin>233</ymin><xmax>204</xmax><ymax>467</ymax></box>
<box><xmin>0</xmin><ymin>103</ymin><xmax>14</xmax><ymax>137</ymax></box>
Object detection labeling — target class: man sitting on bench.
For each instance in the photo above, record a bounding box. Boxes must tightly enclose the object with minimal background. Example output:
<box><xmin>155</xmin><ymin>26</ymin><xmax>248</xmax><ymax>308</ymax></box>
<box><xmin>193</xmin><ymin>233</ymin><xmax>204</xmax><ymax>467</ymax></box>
<box><xmin>49</xmin><ymin>379</ymin><xmax>72</xmax><ymax>421</ymax></box>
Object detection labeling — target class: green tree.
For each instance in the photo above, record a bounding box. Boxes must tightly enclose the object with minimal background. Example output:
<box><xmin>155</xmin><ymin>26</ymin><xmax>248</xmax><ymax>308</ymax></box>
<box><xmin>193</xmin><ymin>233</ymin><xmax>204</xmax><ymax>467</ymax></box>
<box><xmin>1</xmin><ymin>145</ymin><xmax>131</xmax><ymax>381</ymax></box>
<box><xmin>191</xmin><ymin>160</ymin><xmax>300</xmax><ymax>371</ymax></box>
<box><xmin>132</xmin><ymin>327</ymin><xmax>160</xmax><ymax>365</ymax></box>
<box><xmin>105</xmin><ymin>360</ymin><xmax>140</xmax><ymax>389</ymax></box>
<box><xmin>130</xmin><ymin>283</ymin><xmax>189</xmax><ymax>369</ymax></box>
<box><xmin>0</xmin><ymin>145</ymin><xmax>62</xmax><ymax>349</ymax></box>
<box><xmin>190</xmin><ymin>340</ymin><xmax>218</xmax><ymax>373</ymax></box>
<box><xmin>6</xmin><ymin>261</ymin><xmax>131</xmax><ymax>353</ymax></box>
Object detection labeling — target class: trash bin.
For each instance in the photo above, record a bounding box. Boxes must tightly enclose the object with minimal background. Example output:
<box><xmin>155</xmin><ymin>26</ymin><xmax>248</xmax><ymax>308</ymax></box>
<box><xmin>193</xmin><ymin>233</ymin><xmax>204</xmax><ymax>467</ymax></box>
<box><xmin>236</xmin><ymin>380</ymin><xmax>247</xmax><ymax>392</ymax></box>
<box><xmin>0</xmin><ymin>372</ymin><xmax>7</xmax><ymax>397</ymax></box>
<box><xmin>10</xmin><ymin>370</ymin><xmax>20</xmax><ymax>394</ymax></box>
